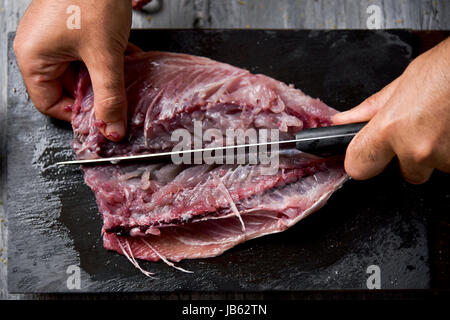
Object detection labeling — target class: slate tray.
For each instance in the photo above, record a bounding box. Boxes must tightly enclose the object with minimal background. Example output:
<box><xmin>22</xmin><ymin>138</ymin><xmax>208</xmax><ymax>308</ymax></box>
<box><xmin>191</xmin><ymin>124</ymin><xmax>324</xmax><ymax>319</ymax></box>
<box><xmin>7</xmin><ymin>29</ymin><xmax>446</xmax><ymax>293</ymax></box>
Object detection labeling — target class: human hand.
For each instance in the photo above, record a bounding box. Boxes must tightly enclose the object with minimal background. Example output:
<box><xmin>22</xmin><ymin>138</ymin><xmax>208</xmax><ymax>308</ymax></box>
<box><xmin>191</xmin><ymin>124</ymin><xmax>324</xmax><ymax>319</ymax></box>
<box><xmin>14</xmin><ymin>0</ymin><xmax>133</xmax><ymax>141</ymax></box>
<box><xmin>333</xmin><ymin>37</ymin><xmax>450</xmax><ymax>184</ymax></box>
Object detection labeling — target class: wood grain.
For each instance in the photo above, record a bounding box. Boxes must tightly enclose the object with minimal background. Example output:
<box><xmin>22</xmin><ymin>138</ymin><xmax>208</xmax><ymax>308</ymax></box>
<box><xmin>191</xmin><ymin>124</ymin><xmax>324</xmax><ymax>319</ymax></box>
<box><xmin>1</xmin><ymin>0</ymin><xmax>449</xmax><ymax>300</ymax></box>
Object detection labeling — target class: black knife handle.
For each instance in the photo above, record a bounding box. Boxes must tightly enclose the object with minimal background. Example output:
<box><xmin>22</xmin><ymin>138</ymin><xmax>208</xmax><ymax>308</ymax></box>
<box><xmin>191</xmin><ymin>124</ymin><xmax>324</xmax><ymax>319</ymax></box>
<box><xmin>295</xmin><ymin>122</ymin><xmax>367</xmax><ymax>156</ymax></box>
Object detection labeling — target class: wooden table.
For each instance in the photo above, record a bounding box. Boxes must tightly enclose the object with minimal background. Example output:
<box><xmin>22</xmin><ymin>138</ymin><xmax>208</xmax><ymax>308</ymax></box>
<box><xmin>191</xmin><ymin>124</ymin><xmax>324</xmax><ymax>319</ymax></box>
<box><xmin>1</xmin><ymin>0</ymin><xmax>449</xmax><ymax>300</ymax></box>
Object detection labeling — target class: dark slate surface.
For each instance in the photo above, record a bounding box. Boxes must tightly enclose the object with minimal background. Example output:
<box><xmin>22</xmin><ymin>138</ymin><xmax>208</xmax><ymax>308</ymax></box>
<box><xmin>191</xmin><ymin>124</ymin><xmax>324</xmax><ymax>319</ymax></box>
<box><xmin>7</xmin><ymin>30</ymin><xmax>444</xmax><ymax>293</ymax></box>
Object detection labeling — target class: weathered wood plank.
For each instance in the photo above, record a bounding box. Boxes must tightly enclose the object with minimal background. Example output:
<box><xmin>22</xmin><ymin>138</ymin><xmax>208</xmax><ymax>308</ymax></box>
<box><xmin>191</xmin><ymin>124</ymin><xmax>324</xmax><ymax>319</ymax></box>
<box><xmin>206</xmin><ymin>0</ymin><xmax>450</xmax><ymax>29</ymax></box>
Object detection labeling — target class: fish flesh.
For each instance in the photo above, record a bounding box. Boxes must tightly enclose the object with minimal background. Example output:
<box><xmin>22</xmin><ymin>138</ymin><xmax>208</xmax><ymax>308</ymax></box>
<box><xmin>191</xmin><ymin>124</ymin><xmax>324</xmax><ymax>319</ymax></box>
<box><xmin>71</xmin><ymin>51</ymin><xmax>347</xmax><ymax>272</ymax></box>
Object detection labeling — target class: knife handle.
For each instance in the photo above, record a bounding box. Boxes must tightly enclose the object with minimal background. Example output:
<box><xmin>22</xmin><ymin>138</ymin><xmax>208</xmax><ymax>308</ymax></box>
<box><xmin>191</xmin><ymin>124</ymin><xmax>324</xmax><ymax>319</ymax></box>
<box><xmin>295</xmin><ymin>122</ymin><xmax>367</xmax><ymax>156</ymax></box>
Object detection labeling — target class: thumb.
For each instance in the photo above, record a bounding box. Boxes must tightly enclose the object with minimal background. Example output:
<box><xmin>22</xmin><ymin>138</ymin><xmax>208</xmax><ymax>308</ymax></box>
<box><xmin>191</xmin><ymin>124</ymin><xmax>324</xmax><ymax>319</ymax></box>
<box><xmin>344</xmin><ymin>116</ymin><xmax>395</xmax><ymax>180</ymax></box>
<box><xmin>333</xmin><ymin>78</ymin><xmax>399</xmax><ymax>125</ymax></box>
<box><xmin>84</xmin><ymin>50</ymin><xmax>127</xmax><ymax>141</ymax></box>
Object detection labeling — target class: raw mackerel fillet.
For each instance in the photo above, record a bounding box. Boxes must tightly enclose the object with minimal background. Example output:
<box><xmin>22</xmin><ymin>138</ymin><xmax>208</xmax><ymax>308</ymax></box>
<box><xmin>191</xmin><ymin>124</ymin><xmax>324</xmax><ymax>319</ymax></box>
<box><xmin>71</xmin><ymin>51</ymin><xmax>347</xmax><ymax>267</ymax></box>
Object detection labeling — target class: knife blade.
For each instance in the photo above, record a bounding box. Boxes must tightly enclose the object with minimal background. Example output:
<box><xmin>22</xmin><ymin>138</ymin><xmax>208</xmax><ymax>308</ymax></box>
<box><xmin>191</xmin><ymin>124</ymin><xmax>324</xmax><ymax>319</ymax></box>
<box><xmin>55</xmin><ymin>122</ymin><xmax>367</xmax><ymax>165</ymax></box>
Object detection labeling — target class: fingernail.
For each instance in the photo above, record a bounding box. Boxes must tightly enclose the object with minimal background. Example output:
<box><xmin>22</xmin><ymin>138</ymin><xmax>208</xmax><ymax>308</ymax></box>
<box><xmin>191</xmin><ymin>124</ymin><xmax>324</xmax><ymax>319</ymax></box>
<box><xmin>105</xmin><ymin>121</ymin><xmax>126</xmax><ymax>141</ymax></box>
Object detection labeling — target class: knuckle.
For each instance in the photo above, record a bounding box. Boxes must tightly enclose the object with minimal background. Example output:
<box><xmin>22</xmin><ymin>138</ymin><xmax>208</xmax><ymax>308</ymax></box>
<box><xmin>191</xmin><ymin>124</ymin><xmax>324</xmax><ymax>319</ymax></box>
<box><xmin>378</xmin><ymin>117</ymin><xmax>397</xmax><ymax>140</ymax></box>
<box><xmin>96</xmin><ymin>95</ymin><xmax>126</xmax><ymax>117</ymax></box>
<box><xmin>406</xmin><ymin>58</ymin><xmax>422</xmax><ymax>73</ymax></box>
<box><xmin>398</xmin><ymin>153</ymin><xmax>433</xmax><ymax>185</ymax></box>
<box><xmin>410</xmin><ymin>142</ymin><xmax>434</xmax><ymax>164</ymax></box>
<box><xmin>27</xmin><ymin>73</ymin><xmax>47</xmax><ymax>86</ymax></box>
<box><xmin>13</xmin><ymin>38</ymin><xmax>21</xmax><ymax>55</ymax></box>
<box><xmin>13</xmin><ymin>38</ymin><xmax>35</xmax><ymax>61</ymax></box>
<box><xmin>13</xmin><ymin>40</ymin><xmax>27</xmax><ymax>63</ymax></box>
<box><xmin>33</xmin><ymin>104</ymin><xmax>45</xmax><ymax>114</ymax></box>
<box><xmin>100</xmin><ymin>78</ymin><xmax>124</xmax><ymax>93</ymax></box>
<box><xmin>90</xmin><ymin>67</ymin><xmax>125</xmax><ymax>94</ymax></box>
<box><xmin>403</xmin><ymin>174</ymin><xmax>429</xmax><ymax>185</ymax></box>
<box><xmin>33</xmin><ymin>104</ymin><xmax>51</xmax><ymax>117</ymax></box>
<box><xmin>364</xmin><ymin>94</ymin><xmax>379</xmax><ymax>110</ymax></box>
<box><xmin>401</xmin><ymin>169</ymin><xmax>430</xmax><ymax>185</ymax></box>
<box><xmin>13</xmin><ymin>33</ymin><xmax>28</xmax><ymax>52</ymax></box>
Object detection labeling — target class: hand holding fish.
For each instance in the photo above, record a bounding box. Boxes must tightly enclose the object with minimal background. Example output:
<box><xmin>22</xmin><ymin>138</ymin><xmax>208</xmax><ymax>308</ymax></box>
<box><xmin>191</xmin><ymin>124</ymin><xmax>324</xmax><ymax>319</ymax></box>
<box><xmin>14</xmin><ymin>0</ymin><xmax>134</xmax><ymax>141</ymax></box>
<box><xmin>333</xmin><ymin>37</ymin><xmax>450</xmax><ymax>184</ymax></box>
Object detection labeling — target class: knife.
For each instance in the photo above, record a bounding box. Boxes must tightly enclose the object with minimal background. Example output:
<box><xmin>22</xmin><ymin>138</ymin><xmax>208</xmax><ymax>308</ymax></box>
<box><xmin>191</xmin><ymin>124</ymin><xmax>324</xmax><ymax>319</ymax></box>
<box><xmin>56</xmin><ymin>122</ymin><xmax>367</xmax><ymax>165</ymax></box>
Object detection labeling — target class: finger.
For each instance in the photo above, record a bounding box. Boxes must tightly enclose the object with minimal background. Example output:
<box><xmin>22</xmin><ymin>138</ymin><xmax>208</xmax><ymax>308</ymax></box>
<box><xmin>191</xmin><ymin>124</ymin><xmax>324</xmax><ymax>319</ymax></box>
<box><xmin>60</xmin><ymin>63</ymin><xmax>80</xmax><ymax>97</ymax></box>
<box><xmin>18</xmin><ymin>61</ymin><xmax>73</xmax><ymax>122</ymax></box>
<box><xmin>333</xmin><ymin>78</ymin><xmax>400</xmax><ymax>125</ymax></box>
<box><xmin>36</xmin><ymin>90</ymin><xmax>74</xmax><ymax>122</ymax></box>
<box><xmin>398</xmin><ymin>156</ymin><xmax>434</xmax><ymax>184</ymax></box>
<box><xmin>83</xmin><ymin>50</ymin><xmax>127</xmax><ymax>142</ymax></box>
<box><xmin>125</xmin><ymin>42</ymin><xmax>144</xmax><ymax>55</ymax></box>
<box><xmin>344</xmin><ymin>118</ymin><xmax>395</xmax><ymax>180</ymax></box>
